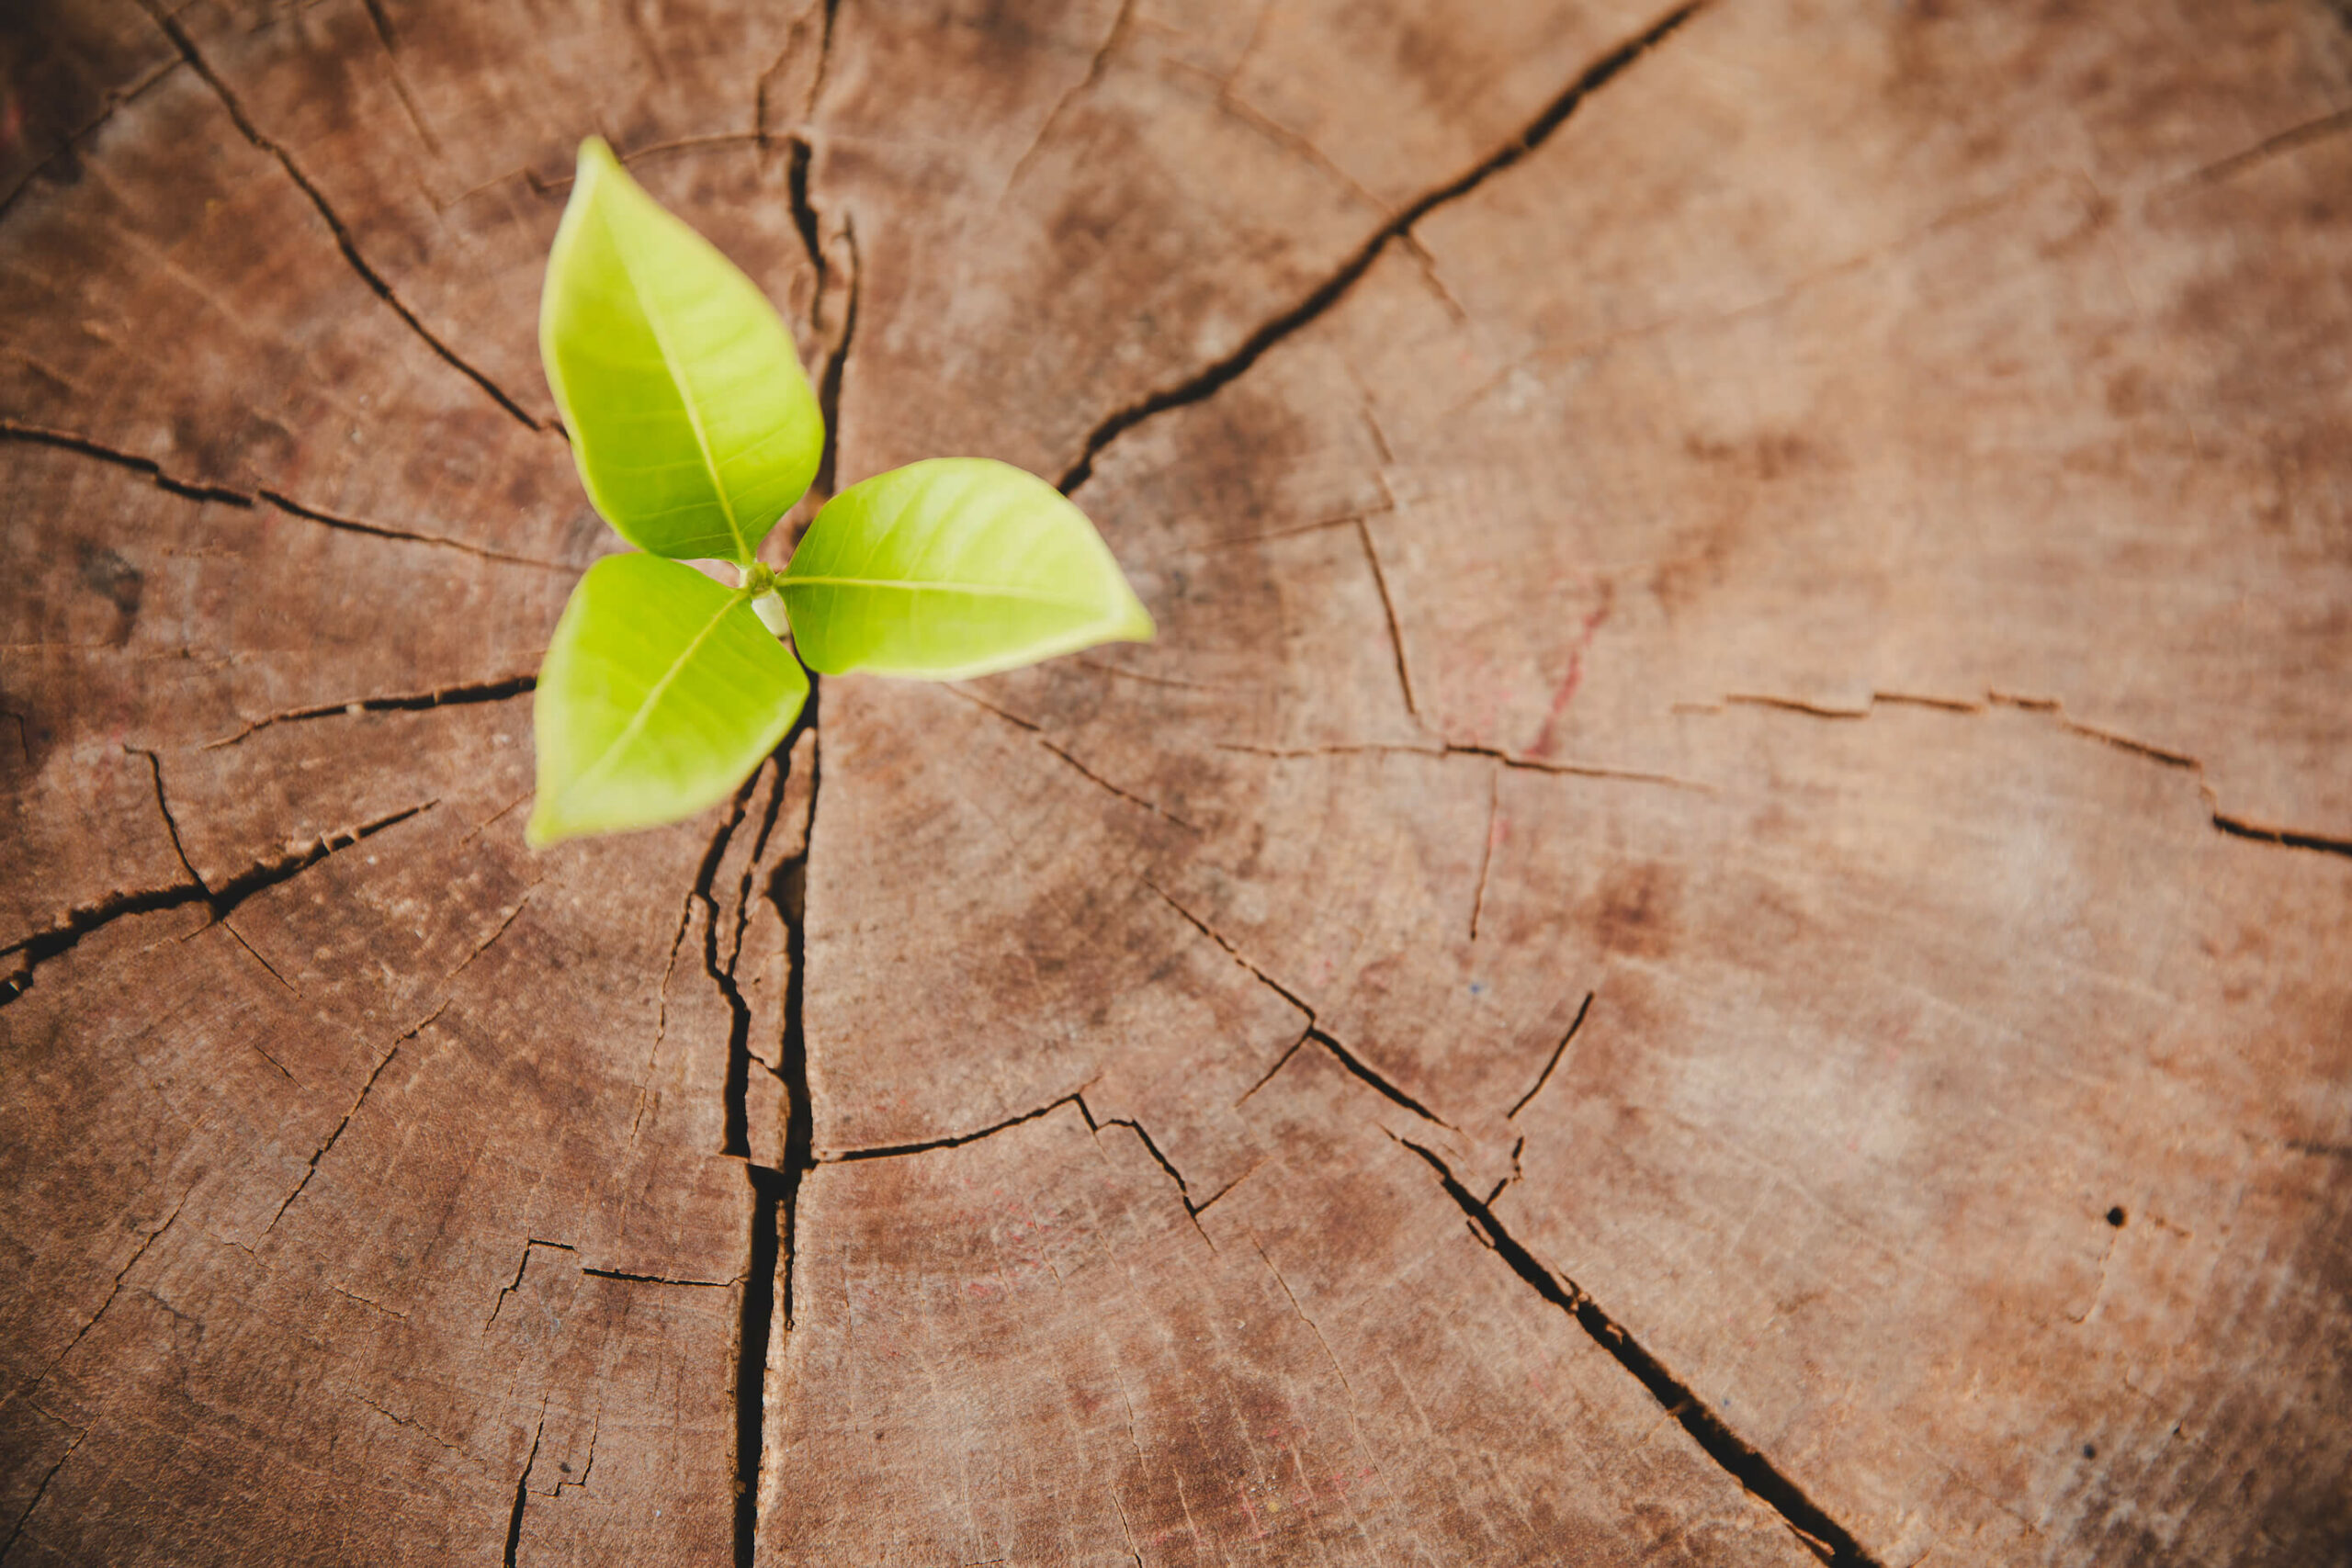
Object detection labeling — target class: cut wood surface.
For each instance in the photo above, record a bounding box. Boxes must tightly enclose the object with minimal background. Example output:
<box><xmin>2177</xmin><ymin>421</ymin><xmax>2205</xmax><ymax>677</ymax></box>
<box><xmin>3</xmin><ymin>0</ymin><xmax>2349</xmax><ymax>1563</ymax></box>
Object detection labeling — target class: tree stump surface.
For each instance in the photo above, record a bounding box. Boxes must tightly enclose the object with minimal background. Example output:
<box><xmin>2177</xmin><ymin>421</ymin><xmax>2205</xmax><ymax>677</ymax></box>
<box><xmin>3</xmin><ymin>1</ymin><xmax>2349</xmax><ymax>1564</ymax></box>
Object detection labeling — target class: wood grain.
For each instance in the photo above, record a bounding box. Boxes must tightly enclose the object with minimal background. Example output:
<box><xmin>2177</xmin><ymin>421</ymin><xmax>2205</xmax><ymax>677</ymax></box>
<box><xmin>3</xmin><ymin>0</ymin><xmax>2347</xmax><ymax>1563</ymax></box>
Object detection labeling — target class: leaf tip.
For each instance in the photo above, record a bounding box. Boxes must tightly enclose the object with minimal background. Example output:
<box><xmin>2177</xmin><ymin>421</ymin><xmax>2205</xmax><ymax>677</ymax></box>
<box><xmin>574</xmin><ymin>133</ymin><xmax>620</xmax><ymax>182</ymax></box>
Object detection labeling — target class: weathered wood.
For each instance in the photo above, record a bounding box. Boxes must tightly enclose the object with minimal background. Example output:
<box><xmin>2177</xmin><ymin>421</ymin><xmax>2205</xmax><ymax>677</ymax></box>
<box><xmin>4</xmin><ymin>0</ymin><xmax>2349</xmax><ymax>1564</ymax></box>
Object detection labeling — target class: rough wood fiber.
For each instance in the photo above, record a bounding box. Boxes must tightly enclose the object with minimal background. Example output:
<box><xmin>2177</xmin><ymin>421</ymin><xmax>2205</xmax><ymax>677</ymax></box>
<box><xmin>3</xmin><ymin>1</ymin><xmax>2347</xmax><ymax>1565</ymax></box>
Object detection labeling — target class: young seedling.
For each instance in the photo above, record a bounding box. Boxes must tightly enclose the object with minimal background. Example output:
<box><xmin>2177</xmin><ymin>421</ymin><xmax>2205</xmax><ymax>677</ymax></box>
<box><xmin>526</xmin><ymin>138</ymin><xmax>1154</xmax><ymax>845</ymax></box>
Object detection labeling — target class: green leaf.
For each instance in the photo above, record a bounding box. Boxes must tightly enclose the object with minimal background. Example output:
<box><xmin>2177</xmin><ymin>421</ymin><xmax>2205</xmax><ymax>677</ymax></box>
<box><xmin>540</xmin><ymin>136</ymin><xmax>822</xmax><ymax>564</ymax></box>
<box><xmin>779</xmin><ymin>458</ymin><xmax>1155</xmax><ymax>680</ymax></box>
<box><xmin>528</xmin><ymin>553</ymin><xmax>808</xmax><ymax>846</ymax></box>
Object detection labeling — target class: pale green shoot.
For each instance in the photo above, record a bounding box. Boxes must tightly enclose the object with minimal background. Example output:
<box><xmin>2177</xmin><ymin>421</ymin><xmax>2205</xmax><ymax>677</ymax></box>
<box><xmin>527</xmin><ymin>138</ymin><xmax>1154</xmax><ymax>846</ymax></box>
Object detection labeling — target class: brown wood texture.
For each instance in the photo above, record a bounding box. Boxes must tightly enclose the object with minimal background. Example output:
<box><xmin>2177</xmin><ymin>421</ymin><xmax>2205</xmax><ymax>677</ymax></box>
<box><xmin>4</xmin><ymin>0</ymin><xmax>2350</xmax><ymax>1563</ymax></box>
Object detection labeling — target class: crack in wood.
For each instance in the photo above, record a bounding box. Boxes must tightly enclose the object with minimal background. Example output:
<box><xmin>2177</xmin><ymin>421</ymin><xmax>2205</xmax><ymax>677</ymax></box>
<box><xmin>1036</xmin><ymin>737</ymin><xmax>1202</xmax><ymax>831</ymax></box>
<box><xmin>581</xmin><ymin>1267</ymin><xmax>735</xmax><ymax>1288</ymax></box>
<box><xmin>1140</xmin><ymin>880</ymin><xmax>1317</xmax><ymax>1019</ymax></box>
<box><xmin>2182</xmin><ymin>106</ymin><xmax>2352</xmax><ymax>187</ymax></box>
<box><xmin>7</xmin><ymin>3</ymin><xmax>2334</xmax><ymax>1557</ymax></box>
<box><xmin>131</xmin><ymin>0</ymin><xmax>546</xmax><ymax>433</ymax></box>
<box><xmin>824</xmin><ymin>1090</ymin><xmax>1086</xmax><ymax>1163</ymax></box>
<box><xmin>796</xmin><ymin>0</ymin><xmax>843</xmax><ymax>128</ymax></box>
<box><xmin>2208</xmin><ymin>813</ymin><xmax>2352</xmax><ymax>859</ymax></box>
<box><xmin>732</xmin><ymin>692</ymin><xmax>822</xmax><ymax>1567</ymax></box>
<box><xmin>1052</xmin><ymin>0</ymin><xmax>1706</xmax><ymax>495</ymax></box>
<box><xmin>1144</xmin><ymin>880</ymin><xmax>1459</xmax><ymax>1129</ymax></box>
<box><xmin>353</xmin><ymin>0</ymin><xmax>444</xmax><ymax>160</ymax></box>
<box><xmin>1212</xmin><ymin>739</ymin><xmax>1715</xmax><ymax>791</ymax></box>
<box><xmin>1232</xmin><ymin>1032</ymin><xmax>1308</xmax><ymax>1110</ymax></box>
<box><xmin>266</xmin><ymin>1002</ymin><xmax>451</xmax><ymax>1235</ymax></box>
<box><xmin>1074</xmin><ymin>1093</ymin><xmax>1218</xmax><ymax>1249</ymax></box>
<box><xmin>16</xmin><ymin>1191</ymin><xmax>188</xmax><ymax>1411</ymax></box>
<box><xmin>205</xmin><ymin>675</ymin><xmax>538</xmax><ymax>750</ymax></box>
<box><xmin>1304</xmin><ymin>1029</ymin><xmax>1455</xmax><ymax>1132</ymax></box>
<box><xmin>0</xmin><ymin>422</ymin><xmax>563</xmax><ymax>567</ymax></box>
<box><xmin>1</xmin><ymin>418</ymin><xmax>249</xmax><ymax>504</ymax></box>
<box><xmin>1506</xmin><ymin>992</ymin><xmax>1594</xmax><ymax>1121</ymax></box>
<box><xmin>1717</xmin><ymin>688</ymin><xmax>2352</xmax><ymax>861</ymax></box>
<box><xmin>553</xmin><ymin>1415</ymin><xmax>599</xmax><ymax>1495</ymax></box>
<box><xmin>1</xmin><ymin>771</ymin><xmax>435</xmax><ymax>1005</ymax></box>
<box><xmin>808</xmin><ymin>220</ymin><xmax>861</xmax><ymax>511</ymax></box>
<box><xmin>1002</xmin><ymin>0</ymin><xmax>1138</xmax><ymax>197</ymax></box>
<box><xmin>503</xmin><ymin>1401</ymin><xmax>547</xmax><ymax>1567</ymax></box>
<box><xmin>1354</xmin><ymin>515</ymin><xmax>1426</xmax><ymax>727</ymax></box>
<box><xmin>254</xmin><ymin>489</ymin><xmax>570</xmax><ymax>570</ymax></box>
<box><xmin>784</xmin><ymin>136</ymin><xmax>826</xmax><ymax>291</ymax></box>
<box><xmin>0</xmin><ymin>1418</ymin><xmax>89</xmax><ymax>1562</ymax></box>
<box><xmin>357</xmin><ymin>1393</ymin><xmax>472</xmax><ymax>1457</ymax></box>
<box><xmin>694</xmin><ymin>773</ymin><xmax>766</xmax><ymax>1160</ymax></box>
<box><xmin>325</xmin><ymin>1282</ymin><xmax>406</xmax><ymax>1318</ymax></box>
<box><xmin>752</xmin><ymin>3</ymin><xmax>821</xmax><ymax>144</ymax></box>
<box><xmin>0</xmin><ymin>57</ymin><xmax>184</xmax><ymax>226</ymax></box>
<box><xmin>633</xmin><ymin>891</ymin><xmax>703</xmax><ymax>1146</ymax></box>
<box><xmin>447</xmin><ymin>887</ymin><xmax>539</xmax><ymax>982</ymax></box>
<box><xmin>1396</xmin><ymin>1135</ymin><xmax>1888</xmax><ymax>1568</ymax></box>
<box><xmin>1249</xmin><ymin>1232</ymin><xmax>1344</xmax><ymax>1391</ymax></box>
<box><xmin>1469</xmin><ymin>760</ymin><xmax>1500</xmax><ymax>941</ymax></box>
<box><xmin>484</xmin><ymin>1240</ymin><xmax>577</xmax><ymax>1333</ymax></box>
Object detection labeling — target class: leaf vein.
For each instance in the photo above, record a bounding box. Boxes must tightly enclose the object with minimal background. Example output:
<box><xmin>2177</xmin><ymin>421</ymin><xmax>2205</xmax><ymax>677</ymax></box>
<box><xmin>595</xmin><ymin>194</ymin><xmax>750</xmax><ymax>564</ymax></box>
<box><xmin>552</xmin><ymin>590</ymin><xmax>747</xmax><ymax>818</ymax></box>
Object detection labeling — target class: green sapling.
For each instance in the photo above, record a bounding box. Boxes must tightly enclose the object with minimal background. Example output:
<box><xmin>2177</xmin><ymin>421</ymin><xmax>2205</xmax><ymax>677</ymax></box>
<box><xmin>527</xmin><ymin>138</ymin><xmax>1152</xmax><ymax>845</ymax></box>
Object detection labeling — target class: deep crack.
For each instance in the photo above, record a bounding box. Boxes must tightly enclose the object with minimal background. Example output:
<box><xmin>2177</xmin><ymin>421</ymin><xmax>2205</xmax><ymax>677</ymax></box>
<box><xmin>1052</xmin><ymin>0</ymin><xmax>1705</xmax><ymax>494</ymax></box>
<box><xmin>809</xmin><ymin>221</ymin><xmax>861</xmax><ymax>508</ymax></box>
<box><xmin>503</xmin><ymin>1404</ymin><xmax>546</xmax><ymax>1567</ymax></box>
<box><xmin>738</xmin><ymin>684</ymin><xmax>820</xmax><ymax>1567</ymax></box>
<box><xmin>2210</xmin><ymin>813</ymin><xmax>2352</xmax><ymax>859</ymax></box>
<box><xmin>581</xmin><ymin>1267</ymin><xmax>733</xmax><ymax>1288</ymax></box>
<box><xmin>2</xmin><ymin>418</ymin><xmax>250</xmax><ymax>504</ymax></box>
<box><xmin>784</xmin><ymin>136</ymin><xmax>828</xmax><ymax>299</ymax></box>
<box><xmin>1305</xmin><ymin>1030</ymin><xmax>1455</xmax><ymax>1131</ymax></box>
<box><xmin>736</xmin><ymin>1163</ymin><xmax>786</xmax><ymax>1568</ymax></box>
<box><xmin>133</xmin><ymin>0</ymin><xmax>545</xmax><ymax>433</ymax></box>
<box><xmin>694</xmin><ymin>772</ymin><xmax>763</xmax><ymax>1160</ymax></box>
<box><xmin>206</xmin><ymin>674</ymin><xmax>537</xmax><ymax>749</ymax></box>
<box><xmin>1</xmin><ymin>773</ymin><xmax>435</xmax><ymax>1006</ymax></box>
<box><xmin>1396</xmin><ymin>1136</ymin><xmax>1886</xmax><ymax>1568</ymax></box>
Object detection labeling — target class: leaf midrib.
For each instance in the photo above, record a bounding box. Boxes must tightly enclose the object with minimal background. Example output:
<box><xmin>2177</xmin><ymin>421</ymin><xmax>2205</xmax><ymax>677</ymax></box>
<box><xmin>779</xmin><ymin>575</ymin><xmax>1102</xmax><ymax>608</ymax></box>
<box><xmin>598</xmin><ymin>192</ymin><xmax>749</xmax><ymax>564</ymax></box>
<box><xmin>554</xmin><ymin>590</ymin><xmax>745</xmax><ymax>819</ymax></box>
